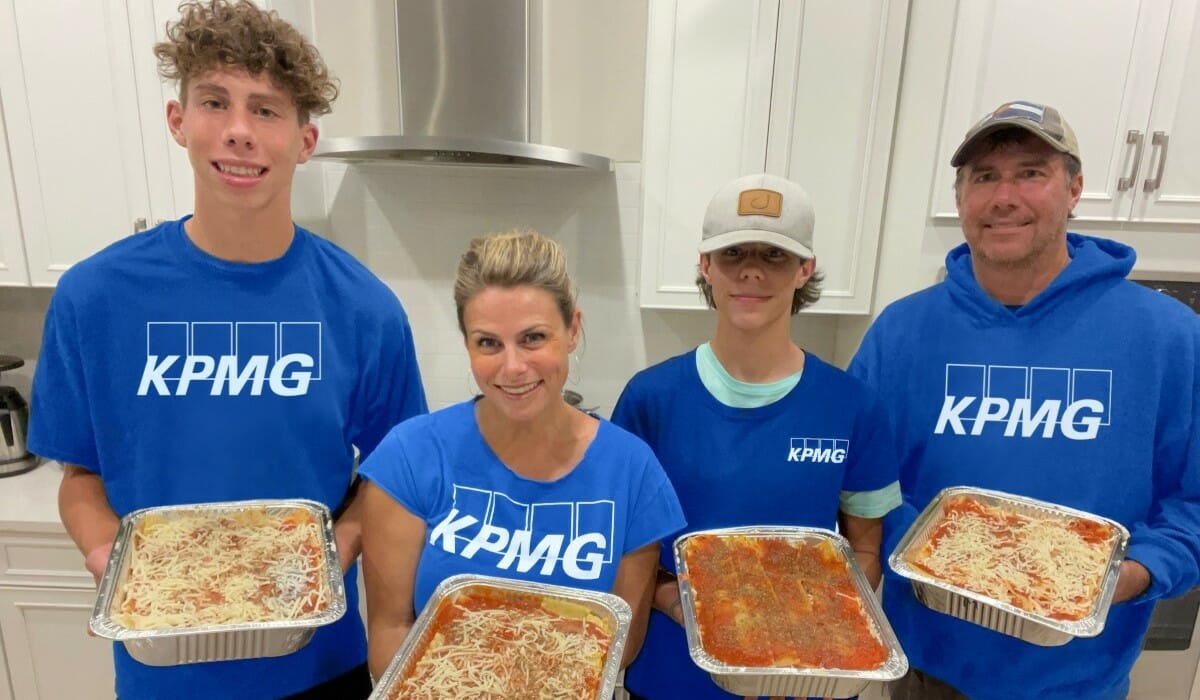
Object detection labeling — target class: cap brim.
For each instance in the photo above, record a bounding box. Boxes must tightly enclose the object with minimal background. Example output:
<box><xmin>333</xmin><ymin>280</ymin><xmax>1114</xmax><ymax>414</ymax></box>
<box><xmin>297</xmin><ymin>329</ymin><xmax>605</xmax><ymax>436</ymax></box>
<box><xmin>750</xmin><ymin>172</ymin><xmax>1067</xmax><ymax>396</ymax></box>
<box><xmin>950</xmin><ymin>120</ymin><xmax>1072</xmax><ymax>167</ymax></box>
<box><xmin>697</xmin><ymin>229</ymin><xmax>814</xmax><ymax>259</ymax></box>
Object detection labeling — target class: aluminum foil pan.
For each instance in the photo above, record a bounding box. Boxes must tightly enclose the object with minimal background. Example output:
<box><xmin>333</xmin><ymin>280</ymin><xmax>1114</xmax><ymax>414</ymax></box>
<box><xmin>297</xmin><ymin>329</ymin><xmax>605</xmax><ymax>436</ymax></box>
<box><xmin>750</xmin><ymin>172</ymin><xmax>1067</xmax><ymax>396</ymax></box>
<box><xmin>674</xmin><ymin>526</ymin><xmax>907</xmax><ymax>699</ymax></box>
<box><xmin>370</xmin><ymin>574</ymin><xmax>632</xmax><ymax>700</ymax></box>
<box><xmin>90</xmin><ymin>499</ymin><xmax>347</xmax><ymax>666</ymax></box>
<box><xmin>889</xmin><ymin>486</ymin><xmax>1129</xmax><ymax>646</ymax></box>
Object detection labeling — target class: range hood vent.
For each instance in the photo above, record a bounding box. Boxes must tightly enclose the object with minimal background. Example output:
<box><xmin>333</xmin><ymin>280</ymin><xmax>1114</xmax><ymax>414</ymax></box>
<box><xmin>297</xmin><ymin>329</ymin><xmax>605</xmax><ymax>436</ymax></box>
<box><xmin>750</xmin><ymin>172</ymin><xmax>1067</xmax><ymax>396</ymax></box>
<box><xmin>313</xmin><ymin>0</ymin><xmax>612</xmax><ymax>171</ymax></box>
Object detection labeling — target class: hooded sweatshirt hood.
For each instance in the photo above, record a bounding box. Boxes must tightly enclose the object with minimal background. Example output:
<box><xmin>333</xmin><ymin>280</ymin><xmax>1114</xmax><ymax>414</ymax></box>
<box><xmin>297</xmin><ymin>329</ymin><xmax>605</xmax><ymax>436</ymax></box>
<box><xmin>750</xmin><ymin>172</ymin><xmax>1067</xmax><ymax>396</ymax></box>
<box><xmin>944</xmin><ymin>233</ymin><xmax>1136</xmax><ymax>324</ymax></box>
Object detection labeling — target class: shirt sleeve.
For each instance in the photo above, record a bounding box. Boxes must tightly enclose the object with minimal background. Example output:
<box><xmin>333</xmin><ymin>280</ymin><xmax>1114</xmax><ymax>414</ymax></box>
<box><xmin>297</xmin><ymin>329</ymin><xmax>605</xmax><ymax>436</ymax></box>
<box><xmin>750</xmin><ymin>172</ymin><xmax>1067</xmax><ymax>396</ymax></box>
<box><xmin>840</xmin><ymin>384</ymin><xmax>902</xmax><ymax>495</ymax></box>
<box><xmin>840</xmin><ymin>482</ymin><xmax>902</xmax><ymax>519</ymax></box>
<box><xmin>622</xmin><ymin>445</ymin><xmax>686</xmax><ymax>555</ymax></box>
<box><xmin>350</xmin><ymin>301</ymin><xmax>428</xmax><ymax>462</ymax></box>
<box><xmin>610</xmin><ymin>377</ymin><xmax>649</xmax><ymax>441</ymax></box>
<box><xmin>358</xmin><ymin>420</ymin><xmax>435</xmax><ymax>519</ymax></box>
<box><xmin>847</xmin><ymin>321</ymin><xmax>921</xmax><ymax>562</ymax></box>
<box><xmin>1125</xmin><ymin>320</ymin><xmax>1200</xmax><ymax>601</ymax></box>
<box><xmin>26</xmin><ymin>285</ymin><xmax>100</xmax><ymax>472</ymax></box>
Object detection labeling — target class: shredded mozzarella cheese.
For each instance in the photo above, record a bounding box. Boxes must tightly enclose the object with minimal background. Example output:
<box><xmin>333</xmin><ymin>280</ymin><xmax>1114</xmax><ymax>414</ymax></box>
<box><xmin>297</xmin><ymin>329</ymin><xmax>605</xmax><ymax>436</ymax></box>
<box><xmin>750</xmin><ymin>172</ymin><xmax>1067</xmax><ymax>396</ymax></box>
<box><xmin>115</xmin><ymin>508</ymin><xmax>330</xmax><ymax>629</ymax></box>
<box><xmin>908</xmin><ymin>496</ymin><xmax>1117</xmax><ymax>620</ymax></box>
<box><xmin>392</xmin><ymin>597</ymin><xmax>610</xmax><ymax>699</ymax></box>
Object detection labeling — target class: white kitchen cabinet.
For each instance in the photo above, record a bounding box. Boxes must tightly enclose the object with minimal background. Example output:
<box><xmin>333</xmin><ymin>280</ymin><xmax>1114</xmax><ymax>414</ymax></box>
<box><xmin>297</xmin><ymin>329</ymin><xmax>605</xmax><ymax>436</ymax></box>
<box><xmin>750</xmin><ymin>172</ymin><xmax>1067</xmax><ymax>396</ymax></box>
<box><xmin>0</xmin><ymin>0</ymin><xmax>193</xmax><ymax>286</ymax></box>
<box><xmin>930</xmin><ymin>0</ymin><xmax>1200</xmax><ymax>224</ymax></box>
<box><xmin>639</xmin><ymin>0</ymin><xmax>908</xmax><ymax>314</ymax></box>
<box><xmin>0</xmin><ymin>588</ymin><xmax>111</xmax><ymax>699</ymax></box>
<box><xmin>0</xmin><ymin>104</ymin><xmax>29</xmax><ymax>286</ymax></box>
<box><xmin>0</xmin><ymin>527</ymin><xmax>112</xmax><ymax>699</ymax></box>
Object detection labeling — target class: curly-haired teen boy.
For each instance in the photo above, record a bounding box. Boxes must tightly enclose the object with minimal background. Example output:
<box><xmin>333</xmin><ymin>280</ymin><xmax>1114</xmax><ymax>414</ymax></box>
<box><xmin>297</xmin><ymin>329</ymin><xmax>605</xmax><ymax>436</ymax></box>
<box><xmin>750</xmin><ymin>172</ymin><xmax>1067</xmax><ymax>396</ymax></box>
<box><xmin>28</xmin><ymin>2</ymin><xmax>427</xmax><ymax>698</ymax></box>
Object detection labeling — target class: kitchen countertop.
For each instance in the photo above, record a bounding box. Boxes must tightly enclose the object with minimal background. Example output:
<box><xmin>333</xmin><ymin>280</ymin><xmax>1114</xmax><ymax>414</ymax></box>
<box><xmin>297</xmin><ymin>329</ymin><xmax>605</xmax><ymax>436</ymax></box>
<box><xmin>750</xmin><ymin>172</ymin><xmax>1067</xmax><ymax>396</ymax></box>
<box><xmin>0</xmin><ymin>460</ymin><xmax>67</xmax><ymax>532</ymax></box>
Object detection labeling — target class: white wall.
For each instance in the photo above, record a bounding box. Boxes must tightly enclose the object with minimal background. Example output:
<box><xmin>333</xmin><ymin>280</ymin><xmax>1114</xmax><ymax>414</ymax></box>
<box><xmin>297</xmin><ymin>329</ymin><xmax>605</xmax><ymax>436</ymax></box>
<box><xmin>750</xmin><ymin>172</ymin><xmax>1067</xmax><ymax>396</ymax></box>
<box><xmin>539</xmin><ymin>0</ymin><xmax>648</xmax><ymax>162</ymax></box>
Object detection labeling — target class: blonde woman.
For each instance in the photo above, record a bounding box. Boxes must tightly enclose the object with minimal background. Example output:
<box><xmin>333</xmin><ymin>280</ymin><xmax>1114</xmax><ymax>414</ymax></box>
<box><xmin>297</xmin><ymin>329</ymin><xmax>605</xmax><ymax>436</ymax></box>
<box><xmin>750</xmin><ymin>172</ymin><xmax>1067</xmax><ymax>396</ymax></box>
<box><xmin>359</xmin><ymin>230</ymin><xmax>686</xmax><ymax>682</ymax></box>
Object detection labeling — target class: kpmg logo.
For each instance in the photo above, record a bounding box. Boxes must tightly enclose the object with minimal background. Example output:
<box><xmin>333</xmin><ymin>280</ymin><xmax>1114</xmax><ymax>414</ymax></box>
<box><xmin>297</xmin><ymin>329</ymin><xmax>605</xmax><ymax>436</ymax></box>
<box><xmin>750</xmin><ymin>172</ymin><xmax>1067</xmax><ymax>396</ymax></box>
<box><xmin>787</xmin><ymin>438</ymin><xmax>848</xmax><ymax>464</ymax></box>
<box><xmin>935</xmin><ymin>364</ymin><xmax>1111</xmax><ymax>441</ymax></box>
<box><xmin>429</xmin><ymin>485</ymin><xmax>615</xmax><ymax>581</ymax></box>
<box><xmin>137</xmin><ymin>322</ymin><xmax>322</xmax><ymax>397</ymax></box>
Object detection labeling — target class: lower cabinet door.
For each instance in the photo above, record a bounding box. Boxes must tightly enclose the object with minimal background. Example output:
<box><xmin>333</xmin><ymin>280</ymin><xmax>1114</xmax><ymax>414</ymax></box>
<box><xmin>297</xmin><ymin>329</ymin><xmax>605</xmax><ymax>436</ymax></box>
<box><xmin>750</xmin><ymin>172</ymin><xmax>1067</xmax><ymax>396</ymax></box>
<box><xmin>0</xmin><ymin>587</ymin><xmax>113</xmax><ymax>699</ymax></box>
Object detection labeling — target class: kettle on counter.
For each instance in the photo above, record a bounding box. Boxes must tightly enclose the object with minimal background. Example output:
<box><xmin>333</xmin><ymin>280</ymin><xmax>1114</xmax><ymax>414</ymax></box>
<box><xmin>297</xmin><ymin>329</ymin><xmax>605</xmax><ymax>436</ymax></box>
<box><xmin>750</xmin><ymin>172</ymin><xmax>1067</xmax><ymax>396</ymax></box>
<box><xmin>0</xmin><ymin>355</ymin><xmax>38</xmax><ymax>477</ymax></box>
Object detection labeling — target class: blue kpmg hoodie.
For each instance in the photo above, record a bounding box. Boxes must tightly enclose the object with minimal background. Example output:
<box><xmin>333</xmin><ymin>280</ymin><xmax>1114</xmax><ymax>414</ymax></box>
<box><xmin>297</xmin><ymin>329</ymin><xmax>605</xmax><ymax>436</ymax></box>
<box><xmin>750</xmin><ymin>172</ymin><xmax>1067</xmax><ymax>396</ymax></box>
<box><xmin>848</xmin><ymin>234</ymin><xmax>1200</xmax><ymax>700</ymax></box>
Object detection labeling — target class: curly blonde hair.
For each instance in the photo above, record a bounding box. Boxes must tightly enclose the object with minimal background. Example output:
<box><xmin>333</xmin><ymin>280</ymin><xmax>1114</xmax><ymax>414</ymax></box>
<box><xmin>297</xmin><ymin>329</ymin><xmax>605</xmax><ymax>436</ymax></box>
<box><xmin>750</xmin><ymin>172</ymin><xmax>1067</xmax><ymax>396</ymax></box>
<box><xmin>154</xmin><ymin>0</ymin><xmax>338</xmax><ymax>122</ymax></box>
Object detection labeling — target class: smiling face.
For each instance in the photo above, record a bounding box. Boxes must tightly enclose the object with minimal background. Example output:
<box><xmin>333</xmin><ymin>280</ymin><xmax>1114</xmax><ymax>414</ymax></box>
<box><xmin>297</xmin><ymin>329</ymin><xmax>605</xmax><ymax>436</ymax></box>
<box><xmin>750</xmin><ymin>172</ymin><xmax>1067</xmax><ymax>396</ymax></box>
<box><xmin>699</xmin><ymin>243</ymin><xmax>814</xmax><ymax>332</ymax></box>
<box><xmin>464</xmin><ymin>285</ymin><xmax>581</xmax><ymax>423</ymax></box>
<box><xmin>166</xmin><ymin>67</ymin><xmax>317</xmax><ymax>218</ymax></box>
<box><xmin>955</xmin><ymin>135</ymin><xmax>1082</xmax><ymax>272</ymax></box>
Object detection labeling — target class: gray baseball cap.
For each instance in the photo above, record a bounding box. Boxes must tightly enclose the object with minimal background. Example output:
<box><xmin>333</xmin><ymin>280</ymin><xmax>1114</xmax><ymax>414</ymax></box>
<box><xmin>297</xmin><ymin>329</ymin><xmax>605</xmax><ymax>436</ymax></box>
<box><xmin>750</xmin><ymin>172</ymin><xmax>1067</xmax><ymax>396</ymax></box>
<box><xmin>951</xmin><ymin>101</ymin><xmax>1081</xmax><ymax>167</ymax></box>
<box><xmin>699</xmin><ymin>173</ymin><xmax>815</xmax><ymax>259</ymax></box>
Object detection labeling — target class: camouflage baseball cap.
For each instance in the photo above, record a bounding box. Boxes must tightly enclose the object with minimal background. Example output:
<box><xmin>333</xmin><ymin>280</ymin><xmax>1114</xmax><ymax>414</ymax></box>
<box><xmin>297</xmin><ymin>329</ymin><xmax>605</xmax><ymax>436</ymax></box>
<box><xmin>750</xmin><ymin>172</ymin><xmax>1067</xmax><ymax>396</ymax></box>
<box><xmin>950</xmin><ymin>101</ymin><xmax>1081</xmax><ymax>167</ymax></box>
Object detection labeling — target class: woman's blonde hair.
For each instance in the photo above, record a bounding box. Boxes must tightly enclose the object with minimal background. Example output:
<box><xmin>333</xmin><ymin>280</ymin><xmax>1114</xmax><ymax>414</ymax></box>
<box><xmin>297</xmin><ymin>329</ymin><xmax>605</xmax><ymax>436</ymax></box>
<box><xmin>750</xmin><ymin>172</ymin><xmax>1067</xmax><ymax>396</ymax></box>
<box><xmin>154</xmin><ymin>0</ymin><xmax>338</xmax><ymax>122</ymax></box>
<box><xmin>454</xmin><ymin>230</ymin><xmax>577</xmax><ymax>334</ymax></box>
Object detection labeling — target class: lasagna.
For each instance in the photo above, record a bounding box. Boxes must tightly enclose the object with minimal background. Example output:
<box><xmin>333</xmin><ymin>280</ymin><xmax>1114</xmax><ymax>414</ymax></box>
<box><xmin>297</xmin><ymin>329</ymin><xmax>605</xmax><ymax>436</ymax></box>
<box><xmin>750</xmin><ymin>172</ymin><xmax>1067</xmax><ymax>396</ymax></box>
<box><xmin>114</xmin><ymin>506</ymin><xmax>331</xmax><ymax>629</ymax></box>
<box><xmin>904</xmin><ymin>494</ymin><xmax>1119</xmax><ymax>621</ymax></box>
<box><xmin>681</xmin><ymin>534</ymin><xmax>888</xmax><ymax>670</ymax></box>
<box><xmin>389</xmin><ymin>586</ymin><xmax>615</xmax><ymax>699</ymax></box>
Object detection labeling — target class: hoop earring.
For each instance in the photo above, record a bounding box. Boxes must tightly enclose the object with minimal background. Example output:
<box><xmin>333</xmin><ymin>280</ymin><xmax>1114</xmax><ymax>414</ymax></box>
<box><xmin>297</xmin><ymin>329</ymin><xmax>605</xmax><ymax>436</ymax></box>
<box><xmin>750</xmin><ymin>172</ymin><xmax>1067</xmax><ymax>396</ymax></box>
<box><xmin>567</xmin><ymin>353</ymin><xmax>581</xmax><ymax>387</ymax></box>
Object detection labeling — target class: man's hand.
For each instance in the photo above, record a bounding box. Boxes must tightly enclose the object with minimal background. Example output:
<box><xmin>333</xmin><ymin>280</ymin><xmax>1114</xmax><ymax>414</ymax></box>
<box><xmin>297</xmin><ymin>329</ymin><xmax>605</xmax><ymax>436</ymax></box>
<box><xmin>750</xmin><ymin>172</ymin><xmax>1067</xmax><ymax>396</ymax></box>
<box><xmin>1112</xmin><ymin>559</ymin><xmax>1151</xmax><ymax>603</ymax></box>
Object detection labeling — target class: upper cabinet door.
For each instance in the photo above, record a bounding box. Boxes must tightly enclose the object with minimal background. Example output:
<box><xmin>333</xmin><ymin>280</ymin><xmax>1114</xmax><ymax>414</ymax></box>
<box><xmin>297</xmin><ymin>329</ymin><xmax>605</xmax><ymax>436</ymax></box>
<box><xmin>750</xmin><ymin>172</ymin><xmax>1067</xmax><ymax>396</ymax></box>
<box><xmin>639</xmin><ymin>0</ymin><xmax>779</xmax><ymax>310</ymax></box>
<box><xmin>0</xmin><ymin>104</ymin><xmax>30</xmax><ymax>286</ymax></box>
<box><xmin>930</xmin><ymin>0</ymin><xmax>1169</xmax><ymax>222</ymax></box>
<box><xmin>0</xmin><ymin>0</ymin><xmax>153</xmax><ymax>286</ymax></box>
<box><xmin>1134</xmin><ymin>0</ymin><xmax>1200</xmax><ymax>223</ymax></box>
<box><xmin>765</xmin><ymin>0</ymin><xmax>907</xmax><ymax>314</ymax></box>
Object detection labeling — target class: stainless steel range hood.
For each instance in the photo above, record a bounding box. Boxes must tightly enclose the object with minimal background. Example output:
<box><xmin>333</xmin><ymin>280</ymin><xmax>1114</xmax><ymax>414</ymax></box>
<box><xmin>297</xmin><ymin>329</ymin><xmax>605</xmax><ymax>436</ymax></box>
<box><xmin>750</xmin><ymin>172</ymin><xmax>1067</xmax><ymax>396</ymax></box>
<box><xmin>313</xmin><ymin>0</ymin><xmax>612</xmax><ymax>170</ymax></box>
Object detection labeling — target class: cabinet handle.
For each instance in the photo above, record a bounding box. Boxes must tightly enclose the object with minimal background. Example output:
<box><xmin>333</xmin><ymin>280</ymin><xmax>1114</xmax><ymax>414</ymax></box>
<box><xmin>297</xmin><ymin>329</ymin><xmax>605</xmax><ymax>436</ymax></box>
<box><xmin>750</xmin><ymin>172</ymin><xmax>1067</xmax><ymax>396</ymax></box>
<box><xmin>1143</xmin><ymin>131</ymin><xmax>1169</xmax><ymax>193</ymax></box>
<box><xmin>132</xmin><ymin>217</ymin><xmax>148</xmax><ymax>233</ymax></box>
<box><xmin>1117</xmin><ymin>130</ymin><xmax>1144</xmax><ymax>192</ymax></box>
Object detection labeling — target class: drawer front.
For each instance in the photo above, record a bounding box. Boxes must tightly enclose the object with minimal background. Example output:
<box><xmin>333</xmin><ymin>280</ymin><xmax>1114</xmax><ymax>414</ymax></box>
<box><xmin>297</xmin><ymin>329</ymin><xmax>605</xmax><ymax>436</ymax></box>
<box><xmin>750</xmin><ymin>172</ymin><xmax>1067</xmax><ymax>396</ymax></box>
<box><xmin>0</xmin><ymin>531</ymin><xmax>92</xmax><ymax>588</ymax></box>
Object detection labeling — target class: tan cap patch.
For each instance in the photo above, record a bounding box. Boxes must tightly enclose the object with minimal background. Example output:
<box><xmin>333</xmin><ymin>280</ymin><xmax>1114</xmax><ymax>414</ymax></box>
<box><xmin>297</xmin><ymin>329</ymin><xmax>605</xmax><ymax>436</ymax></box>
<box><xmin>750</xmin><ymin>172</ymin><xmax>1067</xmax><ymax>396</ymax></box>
<box><xmin>737</xmin><ymin>188</ymin><xmax>783</xmax><ymax>218</ymax></box>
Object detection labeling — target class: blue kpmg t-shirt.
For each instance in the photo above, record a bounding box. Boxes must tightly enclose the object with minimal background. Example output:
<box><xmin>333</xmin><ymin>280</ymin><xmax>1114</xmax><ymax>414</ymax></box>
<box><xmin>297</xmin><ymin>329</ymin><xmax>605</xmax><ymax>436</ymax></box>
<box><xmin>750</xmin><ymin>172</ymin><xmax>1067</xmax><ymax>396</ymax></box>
<box><xmin>359</xmin><ymin>399</ymin><xmax>686</xmax><ymax>610</ymax></box>
<box><xmin>612</xmin><ymin>350</ymin><xmax>900</xmax><ymax>700</ymax></box>
<box><xmin>27</xmin><ymin>218</ymin><xmax>428</xmax><ymax>700</ymax></box>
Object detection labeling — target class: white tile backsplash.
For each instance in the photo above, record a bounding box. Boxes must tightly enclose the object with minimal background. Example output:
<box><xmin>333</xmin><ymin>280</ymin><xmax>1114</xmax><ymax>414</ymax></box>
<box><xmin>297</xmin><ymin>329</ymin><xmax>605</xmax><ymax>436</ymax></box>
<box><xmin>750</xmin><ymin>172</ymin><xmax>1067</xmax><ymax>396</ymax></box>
<box><xmin>0</xmin><ymin>162</ymin><xmax>839</xmax><ymax>417</ymax></box>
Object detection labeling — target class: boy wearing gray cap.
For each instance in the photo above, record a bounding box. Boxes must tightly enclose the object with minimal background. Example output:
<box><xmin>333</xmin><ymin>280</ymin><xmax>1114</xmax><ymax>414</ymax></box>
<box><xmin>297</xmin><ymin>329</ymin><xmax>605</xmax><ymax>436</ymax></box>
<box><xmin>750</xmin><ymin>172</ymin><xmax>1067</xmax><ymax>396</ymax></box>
<box><xmin>849</xmin><ymin>100</ymin><xmax>1200</xmax><ymax>699</ymax></box>
<box><xmin>613</xmin><ymin>173</ymin><xmax>902</xmax><ymax>700</ymax></box>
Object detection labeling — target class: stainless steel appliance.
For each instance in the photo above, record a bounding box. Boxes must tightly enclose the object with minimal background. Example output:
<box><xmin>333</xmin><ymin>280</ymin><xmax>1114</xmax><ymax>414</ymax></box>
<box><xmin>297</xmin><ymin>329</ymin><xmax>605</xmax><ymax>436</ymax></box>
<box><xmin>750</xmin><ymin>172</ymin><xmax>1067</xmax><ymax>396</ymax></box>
<box><xmin>0</xmin><ymin>355</ymin><xmax>37</xmax><ymax>476</ymax></box>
